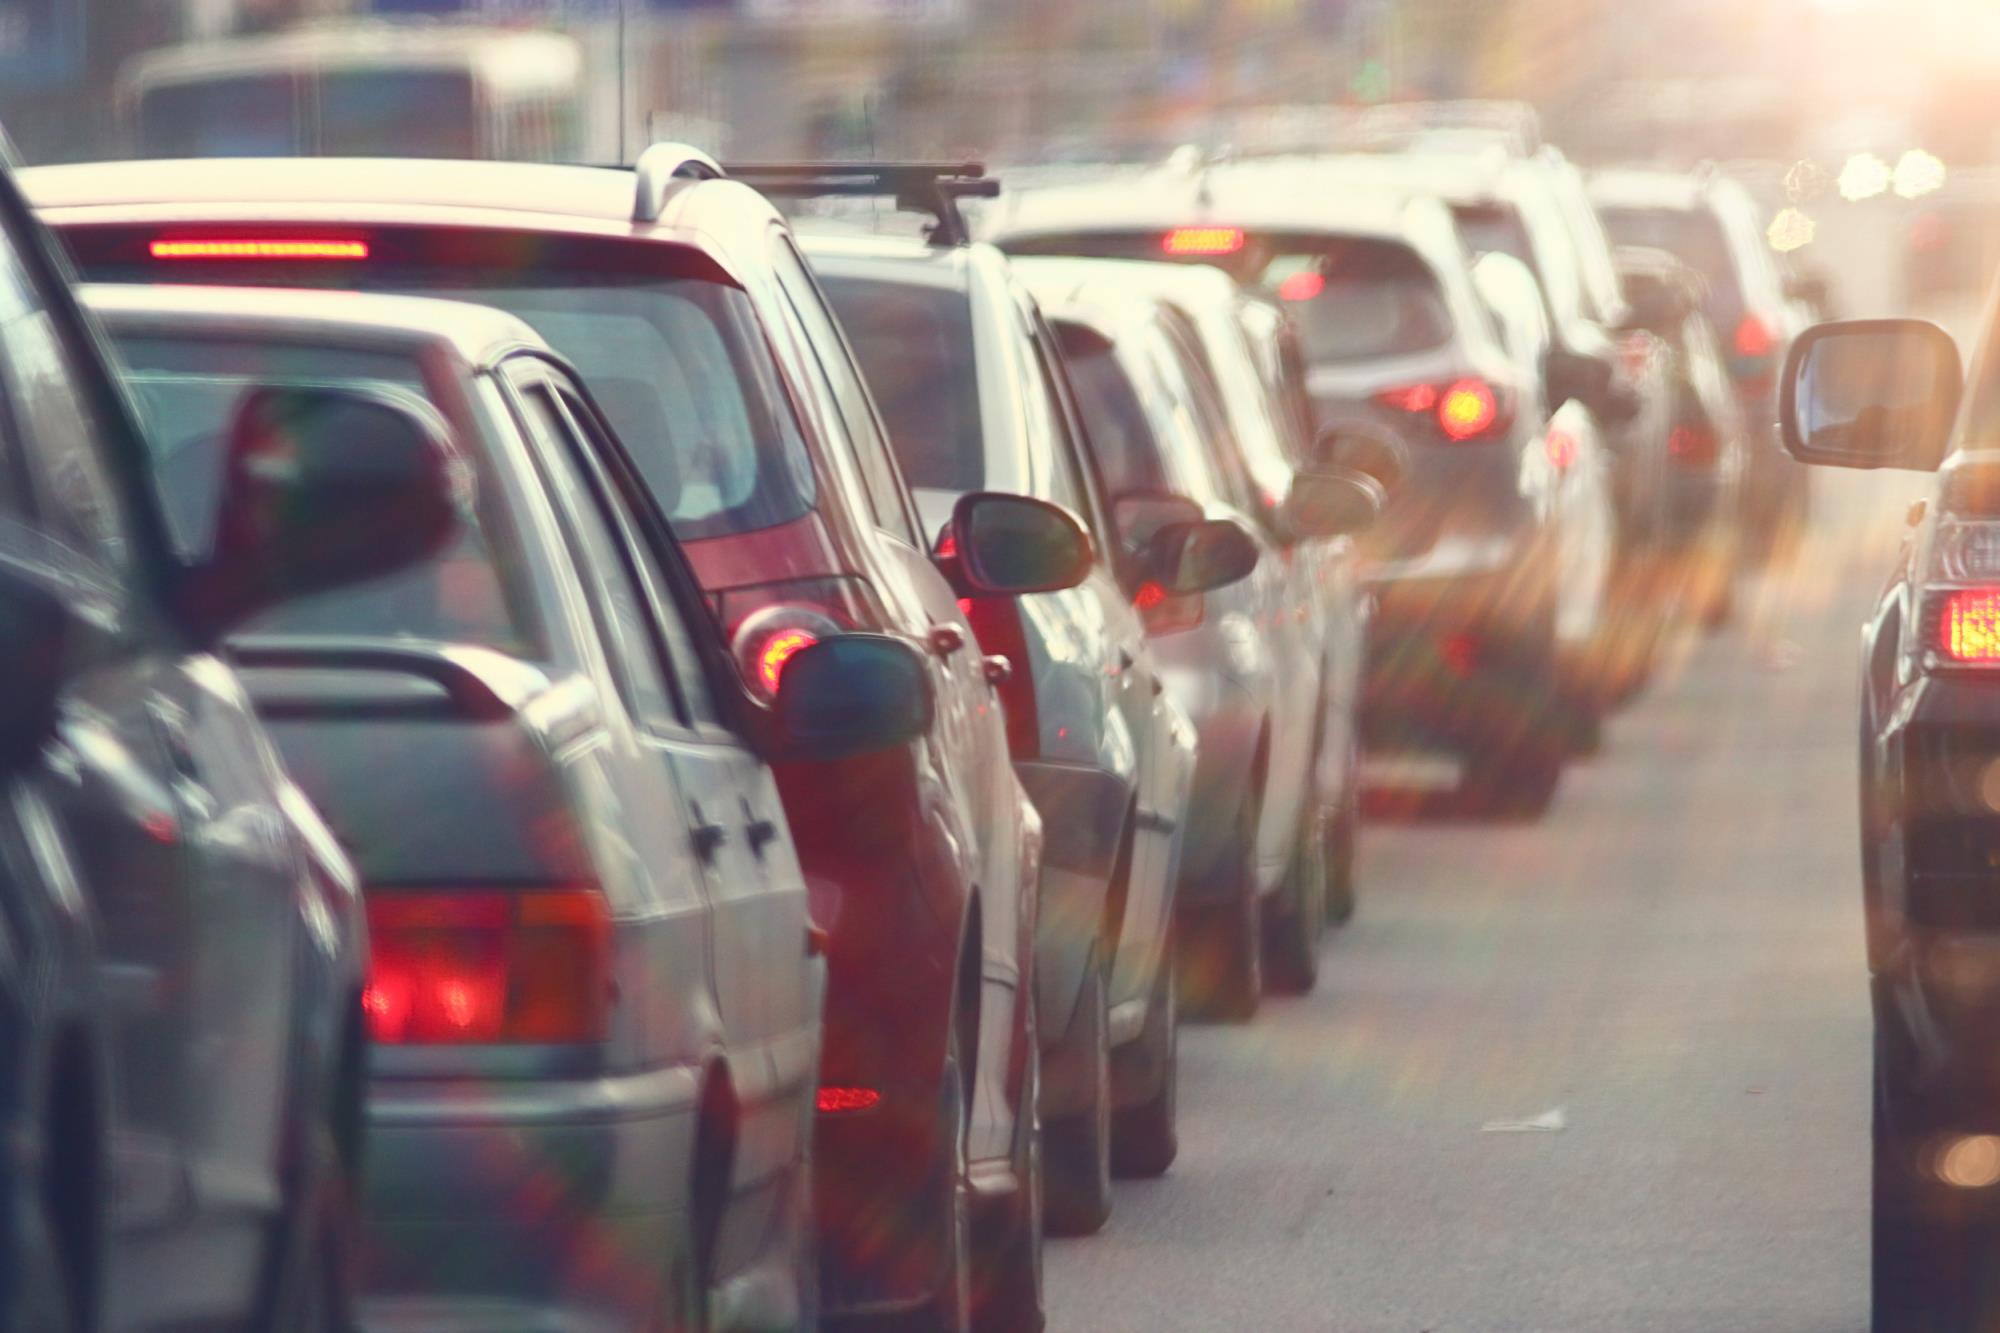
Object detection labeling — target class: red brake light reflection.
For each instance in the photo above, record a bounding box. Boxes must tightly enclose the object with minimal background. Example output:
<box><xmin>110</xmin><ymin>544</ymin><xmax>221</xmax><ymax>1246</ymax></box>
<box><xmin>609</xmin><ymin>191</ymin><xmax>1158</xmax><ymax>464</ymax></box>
<box><xmin>818</xmin><ymin>1086</ymin><xmax>882</xmax><ymax>1114</ymax></box>
<box><xmin>1943</xmin><ymin>589</ymin><xmax>2000</xmax><ymax>663</ymax></box>
<box><xmin>150</xmin><ymin>238</ymin><xmax>370</xmax><ymax>262</ymax></box>
<box><xmin>1163</xmin><ymin>227</ymin><xmax>1245</xmax><ymax>256</ymax></box>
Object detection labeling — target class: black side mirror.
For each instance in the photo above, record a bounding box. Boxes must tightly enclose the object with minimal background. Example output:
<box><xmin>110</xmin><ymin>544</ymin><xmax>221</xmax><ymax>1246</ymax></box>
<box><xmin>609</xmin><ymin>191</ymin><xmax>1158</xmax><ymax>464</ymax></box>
<box><xmin>0</xmin><ymin>557</ymin><xmax>87</xmax><ymax>775</ymax></box>
<box><xmin>182</xmin><ymin>385</ymin><xmax>466</xmax><ymax>639</ymax></box>
<box><xmin>951</xmin><ymin>492</ymin><xmax>1094</xmax><ymax>596</ymax></box>
<box><xmin>773</xmin><ymin>634</ymin><xmax>935</xmax><ymax>760</ymax></box>
<box><xmin>1142</xmin><ymin>518</ymin><xmax>1260</xmax><ymax>595</ymax></box>
<box><xmin>1315</xmin><ymin>423</ymin><xmax>1408</xmax><ymax>496</ymax></box>
<box><xmin>1280</xmin><ymin>466</ymin><xmax>1386</xmax><ymax>541</ymax></box>
<box><xmin>1780</xmin><ymin>318</ymin><xmax>1962</xmax><ymax>471</ymax></box>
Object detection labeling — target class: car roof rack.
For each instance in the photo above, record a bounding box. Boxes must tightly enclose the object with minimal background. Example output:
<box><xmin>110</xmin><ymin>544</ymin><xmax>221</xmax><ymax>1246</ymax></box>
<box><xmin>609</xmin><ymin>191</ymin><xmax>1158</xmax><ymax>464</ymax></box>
<box><xmin>630</xmin><ymin>142</ymin><xmax>725</xmax><ymax>223</ymax></box>
<box><xmin>723</xmin><ymin>161</ymin><xmax>1000</xmax><ymax>247</ymax></box>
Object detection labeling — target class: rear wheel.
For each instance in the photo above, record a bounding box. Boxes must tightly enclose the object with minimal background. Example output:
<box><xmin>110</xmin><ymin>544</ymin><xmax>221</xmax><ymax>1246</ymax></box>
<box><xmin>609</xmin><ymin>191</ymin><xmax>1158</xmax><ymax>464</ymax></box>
<box><xmin>1180</xmin><ymin>797</ymin><xmax>1262</xmax><ymax>1022</ymax></box>
<box><xmin>1112</xmin><ymin>936</ymin><xmax>1179</xmax><ymax>1180</ymax></box>
<box><xmin>1041</xmin><ymin>963</ymin><xmax>1112</xmax><ymax>1238</ymax></box>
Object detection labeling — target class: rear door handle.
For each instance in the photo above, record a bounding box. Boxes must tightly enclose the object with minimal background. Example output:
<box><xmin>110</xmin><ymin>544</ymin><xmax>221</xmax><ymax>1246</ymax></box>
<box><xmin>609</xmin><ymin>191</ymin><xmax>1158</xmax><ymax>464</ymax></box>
<box><xmin>689</xmin><ymin>802</ymin><xmax>728</xmax><ymax>864</ymax></box>
<box><xmin>744</xmin><ymin>800</ymin><xmax>780</xmax><ymax>858</ymax></box>
<box><xmin>929</xmin><ymin>625</ymin><xmax>967</xmax><ymax>658</ymax></box>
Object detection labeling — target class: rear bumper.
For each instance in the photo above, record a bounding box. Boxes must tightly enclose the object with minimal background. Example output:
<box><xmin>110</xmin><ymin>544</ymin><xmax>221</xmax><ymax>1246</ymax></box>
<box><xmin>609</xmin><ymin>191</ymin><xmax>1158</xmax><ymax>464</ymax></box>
<box><xmin>359</xmin><ymin>1063</ymin><xmax>700</xmax><ymax>1330</ymax></box>
<box><xmin>1360</xmin><ymin>555</ymin><xmax>1554</xmax><ymax>754</ymax></box>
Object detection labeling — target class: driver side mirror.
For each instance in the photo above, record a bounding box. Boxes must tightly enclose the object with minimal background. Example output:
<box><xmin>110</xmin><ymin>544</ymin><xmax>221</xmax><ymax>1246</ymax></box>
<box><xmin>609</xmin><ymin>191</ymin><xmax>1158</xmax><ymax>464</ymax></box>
<box><xmin>1279</xmin><ymin>466</ymin><xmax>1386</xmax><ymax>541</ymax></box>
<box><xmin>772</xmin><ymin>634</ymin><xmax>935</xmax><ymax>760</ymax></box>
<box><xmin>1780</xmin><ymin>318</ymin><xmax>1962</xmax><ymax>471</ymax></box>
<box><xmin>949</xmin><ymin>492</ymin><xmax>1094</xmax><ymax>596</ymax></box>
<box><xmin>1315</xmin><ymin>422</ymin><xmax>1408</xmax><ymax>497</ymax></box>
<box><xmin>182</xmin><ymin>385</ymin><xmax>466</xmax><ymax>640</ymax></box>
<box><xmin>1141</xmin><ymin>518</ymin><xmax>1260</xmax><ymax>596</ymax></box>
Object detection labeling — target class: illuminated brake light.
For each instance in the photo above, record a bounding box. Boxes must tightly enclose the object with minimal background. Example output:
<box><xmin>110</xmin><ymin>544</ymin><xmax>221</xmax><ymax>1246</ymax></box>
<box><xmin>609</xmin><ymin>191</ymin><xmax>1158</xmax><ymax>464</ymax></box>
<box><xmin>1163</xmin><ymin>227</ymin><xmax>1245</xmax><ymax>257</ymax></box>
<box><xmin>1438</xmin><ymin>379</ymin><xmax>1499</xmax><ymax>441</ymax></box>
<box><xmin>1734</xmin><ymin>314</ymin><xmax>1775</xmax><ymax>360</ymax></box>
<box><xmin>730</xmin><ymin>603</ymin><xmax>844</xmax><ymax>699</ymax></box>
<box><xmin>363</xmin><ymin>888</ymin><xmax>611</xmax><ymax>1045</ymax></box>
<box><xmin>753</xmin><ymin>628</ymin><xmax>818</xmax><ymax>696</ymax></box>
<box><xmin>1277</xmin><ymin>271</ymin><xmax>1325</xmax><ymax>302</ymax></box>
<box><xmin>1942</xmin><ymin>589</ymin><xmax>2000</xmax><ymax>664</ymax></box>
<box><xmin>150</xmin><ymin>238</ymin><xmax>369</xmax><ymax>261</ymax></box>
<box><xmin>817</xmin><ymin>1086</ymin><xmax>882</xmax><ymax>1114</ymax></box>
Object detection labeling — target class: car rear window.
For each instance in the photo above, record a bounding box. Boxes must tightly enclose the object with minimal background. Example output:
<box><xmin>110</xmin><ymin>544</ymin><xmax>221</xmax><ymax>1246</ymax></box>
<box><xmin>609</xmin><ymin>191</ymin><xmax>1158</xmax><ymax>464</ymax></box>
<box><xmin>72</xmin><ymin>228</ymin><xmax>818</xmax><ymax>543</ymax></box>
<box><xmin>1597</xmin><ymin>205</ymin><xmax>1745</xmax><ymax>326</ymax></box>
<box><xmin>110</xmin><ymin>332</ymin><xmax>543</xmax><ymax>655</ymax></box>
<box><xmin>135</xmin><ymin>75</ymin><xmax>301</xmax><ymax>157</ymax></box>
<box><xmin>818</xmin><ymin>275</ymin><xmax>984</xmax><ymax>493</ymax></box>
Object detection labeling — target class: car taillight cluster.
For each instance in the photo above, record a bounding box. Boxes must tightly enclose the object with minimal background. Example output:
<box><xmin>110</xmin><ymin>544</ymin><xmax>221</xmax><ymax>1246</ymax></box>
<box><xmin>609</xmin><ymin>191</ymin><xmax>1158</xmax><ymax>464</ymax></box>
<box><xmin>1941</xmin><ymin>590</ymin><xmax>2000</xmax><ymax>664</ymax></box>
<box><xmin>363</xmin><ymin>887</ymin><xmax>612</xmax><ymax>1045</ymax></box>
<box><xmin>1921</xmin><ymin>521</ymin><xmax>2000</xmax><ymax>669</ymax></box>
<box><xmin>1374</xmin><ymin>377</ymin><xmax>1509</xmax><ymax>443</ymax></box>
<box><xmin>715</xmin><ymin>577</ymin><xmax>880</xmax><ymax>699</ymax></box>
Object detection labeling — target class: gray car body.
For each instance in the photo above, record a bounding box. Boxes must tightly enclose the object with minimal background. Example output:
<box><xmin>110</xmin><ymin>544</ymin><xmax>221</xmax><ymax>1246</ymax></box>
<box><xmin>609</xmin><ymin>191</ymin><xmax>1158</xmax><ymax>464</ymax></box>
<box><xmin>803</xmin><ymin>233</ymin><xmax>1197</xmax><ymax>1080</ymax></box>
<box><xmin>88</xmin><ymin>283</ymin><xmax>823</xmax><ymax>1332</ymax></box>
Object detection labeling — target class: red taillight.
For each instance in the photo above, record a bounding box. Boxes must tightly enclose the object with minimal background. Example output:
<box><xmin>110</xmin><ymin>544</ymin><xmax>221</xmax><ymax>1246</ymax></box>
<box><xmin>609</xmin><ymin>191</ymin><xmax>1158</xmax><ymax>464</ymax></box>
<box><xmin>1277</xmin><ymin>271</ymin><xmax>1325</xmax><ymax>302</ymax></box>
<box><xmin>1734</xmin><ymin>314</ymin><xmax>1775</xmax><ymax>360</ymax></box>
<box><xmin>1942</xmin><ymin>589</ymin><xmax>2000</xmax><ymax>664</ymax></box>
<box><xmin>721</xmin><ymin>582</ymin><xmax>872</xmax><ymax>700</ymax></box>
<box><xmin>1437</xmin><ymin>379</ymin><xmax>1499</xmax><ymax>441</ymax></box>
<box><xmin>363</xmin><ymin>888</ymin><xmax>611</xmax><ymax>1045</ymax></box>
<box><xmin>817</xmin><ymin>1086</ymin><xmax>881</xmax><ymax>1114</ymax></box>
<box><xmin>752</xmin><ymin>627</ymin><xmax>819</xmax><ymax>695</ymax></box>
<box><xmin>1163</xmin><ymin>226</ymin><xmax>1245</xmax><ymax>257</ymax></box>
<box><xmin>150</xmin><ymin>237</ymin><xmax>369</xmax><ymax>261</ymax></box>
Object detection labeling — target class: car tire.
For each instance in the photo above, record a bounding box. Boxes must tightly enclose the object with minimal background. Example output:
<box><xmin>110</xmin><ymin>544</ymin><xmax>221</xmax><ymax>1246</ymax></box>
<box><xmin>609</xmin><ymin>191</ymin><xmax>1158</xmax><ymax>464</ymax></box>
<box><xmin>1869</xmin><ymin>1014</ymin><xmax>2000</xmax><ymax>1331</ymax></box>
<box><xmin>972</xmin><ymin>995</ymin><xmax>1043</xmax><ymax>1333</ymax></box>
<box><xmin>1462</xmin><ymin>724</ymin><xmax>1564</xmax><ymax>822</ymax></box>
<box><xmin>1264</xmin><ymin>797</ymin><xmax>1325</xmax><ymax>995</ymax></box>
<box><xmin>885</xmin><ymin>1021</ymin><xmax>972</xmax><ymax>1333</ymax></box>
<box><xmin>265</xmin><ymin>1116</ymin><xmax>356</xmax><ymax>1333</ymax></box>
<box><xmin>1042</xmin><ymin>962</ymin><xmax>1112</xmax><ymax>1238</ymax></box>
<box><xmin>1181</xmin><ymin>797</ymin><xmax>1262</xmax><ymax>1022</ymax></box>
<box><xmin>1111</xmin><ymin>935</ymin><xmax>1179</xmax><ymax>1180</ymax></box>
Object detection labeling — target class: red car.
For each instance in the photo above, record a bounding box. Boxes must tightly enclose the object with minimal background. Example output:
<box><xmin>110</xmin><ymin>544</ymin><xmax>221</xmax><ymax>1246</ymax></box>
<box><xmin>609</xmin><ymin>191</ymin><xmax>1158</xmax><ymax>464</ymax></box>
<box><xmin>31</xmin><ymin>147</ymin><xmax>1078</xmax><ymax>1330</ymax></box>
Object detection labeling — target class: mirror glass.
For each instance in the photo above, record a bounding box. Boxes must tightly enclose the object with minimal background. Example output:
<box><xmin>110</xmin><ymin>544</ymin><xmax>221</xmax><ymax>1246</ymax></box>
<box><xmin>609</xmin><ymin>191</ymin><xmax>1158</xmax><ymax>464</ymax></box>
<box><xmin>1282</xmin><ymin>468</ymin><xmax>1385</xmax><ymax>540</ymax></box>
<box><xmin>1789</xmin><ymin>322</ymin><xmax>1961</xmax><ymax>470</ymax></box>
<box><xmin>1154</xmin><ymin>518</ymin><xmax>1260</xmax><ymax>596</ymax></box>
<box><xmin>955</xmin><ymin>492</ymin><xmax>1093</xmax><ymax>596</ymax></box>
<box><xmin>776</xmin><ymin>634</ymin><xmax>933</xmax><ymax>759</ymax></box>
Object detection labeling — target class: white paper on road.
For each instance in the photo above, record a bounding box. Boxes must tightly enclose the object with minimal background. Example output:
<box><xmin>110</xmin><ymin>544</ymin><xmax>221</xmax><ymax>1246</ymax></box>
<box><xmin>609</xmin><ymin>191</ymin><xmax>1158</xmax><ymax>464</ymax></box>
<box><xmin>1480</xmin><ymin>1107</ymin><xmax>1567</xmax><ymax>1133</ymax></box>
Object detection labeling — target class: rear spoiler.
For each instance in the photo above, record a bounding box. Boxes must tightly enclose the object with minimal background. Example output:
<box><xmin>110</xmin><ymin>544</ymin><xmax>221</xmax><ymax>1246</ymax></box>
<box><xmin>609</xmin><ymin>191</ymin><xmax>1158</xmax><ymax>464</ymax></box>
<box><xmin>723</xmin><ymin>161</ymin><xmax>1000</xmax><ymax>247</ymax></box>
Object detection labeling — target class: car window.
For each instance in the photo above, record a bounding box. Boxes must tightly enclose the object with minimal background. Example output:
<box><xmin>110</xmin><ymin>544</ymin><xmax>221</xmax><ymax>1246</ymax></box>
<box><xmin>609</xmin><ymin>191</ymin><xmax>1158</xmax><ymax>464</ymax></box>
<box><xmin>113</xmin><ymin>331</ymin><xmax>542</xmax><ymax>654</ymax></box>
<box><xmin>0</xmin><ymin>248</ymin><xmax>135</xmax><ymax>580</ymax></box>
<box><xmin>515</xmin><ymin>380</ymin><xmax>681</xmax><ymax>728</ymax></box>
<box><xmin>771</xmin><ymin>241</ymin><xmax>922</xmax><ymax>546</ymax></box>
<box><xmin>136</xmin><ymin>75</ymin><xmax>302</xmax><ymax>156</ymax></box>
<box><xmin>551</xmin><ymin>379</ymin><xmax>723</xmax><ymax>730</ymax></box>
<box><xmin>820</xmin><ymin>273</ymin><xmax>985</xmax><ymax>497</ymax></box>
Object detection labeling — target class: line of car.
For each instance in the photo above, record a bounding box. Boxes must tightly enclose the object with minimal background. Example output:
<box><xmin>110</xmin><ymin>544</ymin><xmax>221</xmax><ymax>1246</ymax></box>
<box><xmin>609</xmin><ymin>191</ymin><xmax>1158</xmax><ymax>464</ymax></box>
<box><xmin>0</xmin><ymin>111</ymin><xmax>1821</xmax><ymax>1332</ymax></box>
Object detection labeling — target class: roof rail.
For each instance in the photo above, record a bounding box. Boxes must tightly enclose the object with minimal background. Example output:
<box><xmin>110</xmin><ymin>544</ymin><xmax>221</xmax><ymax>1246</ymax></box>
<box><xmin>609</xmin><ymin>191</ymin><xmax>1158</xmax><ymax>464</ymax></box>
<box><xmin>724</xmin><ymin>161</ymin><xmax>999</xmax><ymax>247</ymax></box>
<box><xmin>632</xmin><ymin>142</ymin><xmax>725</xmax><ymax>223</ymax></box>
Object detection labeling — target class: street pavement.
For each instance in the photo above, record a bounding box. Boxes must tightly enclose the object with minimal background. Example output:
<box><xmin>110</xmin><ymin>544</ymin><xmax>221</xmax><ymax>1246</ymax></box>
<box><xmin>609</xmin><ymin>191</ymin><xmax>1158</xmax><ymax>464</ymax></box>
<box><xmin>1044</xmin><ymin>468</ymin><xmax>1915</xmax><ymax>1332</ymax></box>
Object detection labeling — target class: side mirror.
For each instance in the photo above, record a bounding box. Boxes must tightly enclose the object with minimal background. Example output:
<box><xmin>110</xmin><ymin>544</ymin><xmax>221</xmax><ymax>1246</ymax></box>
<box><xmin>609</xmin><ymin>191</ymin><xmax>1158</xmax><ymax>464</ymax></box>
<box><xmin>1780</xmin><ymin>318</ymin><xmax>1962</xmax><ymax>471</ymax></box>
<box><xmin>773</xmin><ymin>634</ymin><xmax>935</xmax><ymax>760</ymax></box>
<box><xmin>1278</xmin><ymin>467</ymin><xmax>1386</xmax><ymax>540</ymax></box>
<box><xmin>0</xmin><ymin>558</ymin><xmax>85</xmax><ymax>775</ymax></box>
<box><xmin>1315</xmin><ymin>423</ymin><xmax>1408</xmax><ymax>496</ymax></box>
<box><xmin>1547</xmin><ymin>346</ymin><xmax>1614</xmax><ymax>412</ymax></box>
<box><xmin>951</xmin><ymin>492</ymin><xmax>1093</xmax><ymax>596</ymax></box>
<box><xmin>1141</xmin><ymin>518</ymin><xmax>1260</xmax><ymax>596</ymax></box>
<box><xmin>184</xmin><ymin>385</ymin><xmax>466</xmax><ymax>638</ymax></box>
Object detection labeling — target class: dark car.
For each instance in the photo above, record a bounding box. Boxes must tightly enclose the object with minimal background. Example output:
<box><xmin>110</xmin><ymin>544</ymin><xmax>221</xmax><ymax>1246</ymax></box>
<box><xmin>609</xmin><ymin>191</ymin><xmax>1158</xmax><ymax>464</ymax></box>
<box><xmin>1773</xmin><ymin>311</ymin><xmax>2000</xmax><ymax>1330</ymax></box>
<box><xmin>993</xmin><ymin>160</ymin><xmax>1616</xmax><ymax>812</ymax></box>
<box><xmin>1590</xmin><ymin>167</ymin><xmax>1811</xmax><ymax>564</ymax></box>
<box><xmin>1015</xmin><ymin>256</ymin><xmax>1383</xmax><ymax>1017</ymax></box>
<box><xmin>800</xmin><ymin>189</ymin><xmax>1237</xmax><ymax>1219</ymax></box>
<box><xmin>86</xmin><ymin>281</ymin><xmax>883</xmax><ymax>1329</ymax></box>
<box><xmin>0</xmin><ymin>157</ymin><xmax>458</xmax><ymax>1328</ymax></box>
<box><xmin>28</xmin><ymin>146</ymin><xmax>1069</xmax><ymax>1330</ymax></box>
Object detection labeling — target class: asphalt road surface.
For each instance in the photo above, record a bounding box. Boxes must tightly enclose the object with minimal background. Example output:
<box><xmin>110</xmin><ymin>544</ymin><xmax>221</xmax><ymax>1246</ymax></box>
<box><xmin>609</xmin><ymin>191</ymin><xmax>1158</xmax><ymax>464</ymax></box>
<box><xmin>1043</xmin><ymin>469</ymin><xmax>1915</xmax><ymax>1332</ymax></box>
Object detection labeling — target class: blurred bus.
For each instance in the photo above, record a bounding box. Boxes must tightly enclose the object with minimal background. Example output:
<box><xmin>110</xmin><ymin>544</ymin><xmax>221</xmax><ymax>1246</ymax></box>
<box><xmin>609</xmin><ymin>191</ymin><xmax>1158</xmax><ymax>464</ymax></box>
<box><xmin>118</xmin><ymin>23</ymin><xmax>585</xmax><ymax>161</ymax></box>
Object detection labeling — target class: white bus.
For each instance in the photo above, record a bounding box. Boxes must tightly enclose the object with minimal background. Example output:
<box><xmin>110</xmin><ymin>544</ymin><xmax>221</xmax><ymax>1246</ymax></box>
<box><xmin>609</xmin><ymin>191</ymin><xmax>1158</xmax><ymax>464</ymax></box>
<box><xmin>118</xmin><ymin>23</ymin><xmax>586</xmax><ymax>161</ymax></box>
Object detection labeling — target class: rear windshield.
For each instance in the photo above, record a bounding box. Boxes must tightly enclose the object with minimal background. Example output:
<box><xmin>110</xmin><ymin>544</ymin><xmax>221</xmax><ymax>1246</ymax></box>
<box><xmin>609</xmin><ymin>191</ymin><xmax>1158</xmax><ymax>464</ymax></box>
<box><xmin>136</xmin><ymin>76</ymin><xmax>301</xmax><ymax>156</ymax></box>
<box><xmin>75</xmin><ymin>232</ymin><xmax>818</xmax><ymax>543</ymax></box>
<box><xmin>1003</xmin><ymin>230</ymin><xmax>1452</xmax><ymax>364</ymax></box>
<box><xmin>1598</xmin><ymin>205</ymin><xmax>1744</xmax><ymax>325</ymax></box>
<box><xmin>318</xmin><ymin>70</ymin><xmax>477</xmax><ymax>158</ymax></box>
<box><xmin>819</xmin><ymin>275</ymin><xmax>985</xmax><ymax>493</ymax></box>
<box><xmin>111</xmin><ymin>332</ymin><xmax>542</xmax><ymax>655</ymax></box>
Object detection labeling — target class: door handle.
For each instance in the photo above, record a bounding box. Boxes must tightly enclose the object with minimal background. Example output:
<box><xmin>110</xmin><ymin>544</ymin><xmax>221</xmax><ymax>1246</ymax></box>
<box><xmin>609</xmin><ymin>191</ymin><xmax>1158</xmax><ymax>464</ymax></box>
<box><xmin>689</xmin><ymin>802</ymin><xmax>728</xmax><ymax>864</ymax></box>
<box><xmin>744</xmin><ymin>800</ymin><xmax>780</xmax><ymax>858</ymax></box>
<box><xmin>928</xmin><ymin>625</ymin><xmax>967</xmax><ymax>658</ymax></box>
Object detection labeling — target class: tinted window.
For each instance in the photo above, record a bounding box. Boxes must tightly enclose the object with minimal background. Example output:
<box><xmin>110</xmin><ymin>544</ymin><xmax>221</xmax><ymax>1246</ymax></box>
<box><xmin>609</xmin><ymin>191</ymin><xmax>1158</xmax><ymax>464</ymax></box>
<box><xmin>1599</xmin><ymin>205</ymin><xmax>1744</xmax><ymax>325</ymax></box>
<box><xmin>821</xmin><ymin>275</ymin><xmax>985</xmax><ymax>495</ymax></box>
<box><xmin>137</xmin><ymin>76</ymin><xmax>300</xmax><ymax>156</ymax></box>
<box><xmin>113</xmin><ymin>333</ymin><xmax>542</xmax><ymax>655</ymax></box>
<box><xmin>1056</xmin><ymin>323</ymin><xmax>1167</xmax><ymax>495</ymax></box>
<box><xmin>318</xmin><ymin>70</ymin><xmax>477</xmax><ymax>157</ymax></box>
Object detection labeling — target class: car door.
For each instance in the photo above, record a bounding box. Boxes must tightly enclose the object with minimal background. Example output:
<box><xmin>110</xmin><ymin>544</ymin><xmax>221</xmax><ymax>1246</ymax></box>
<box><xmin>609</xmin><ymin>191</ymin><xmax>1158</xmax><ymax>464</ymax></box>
<box><xmin>522</xmin><ymin>365</ymin><xmax>817</xmax><ymax>1189</ymax></box>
